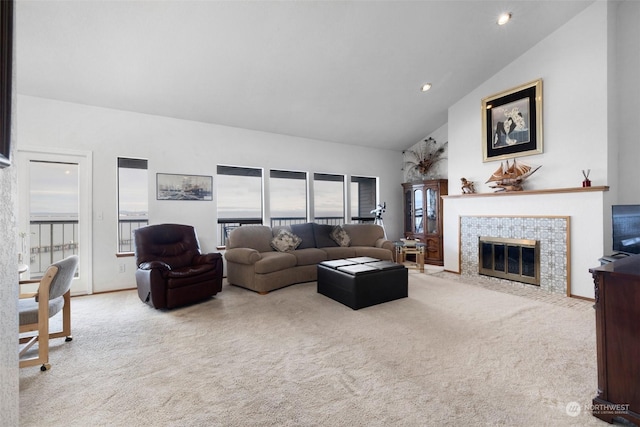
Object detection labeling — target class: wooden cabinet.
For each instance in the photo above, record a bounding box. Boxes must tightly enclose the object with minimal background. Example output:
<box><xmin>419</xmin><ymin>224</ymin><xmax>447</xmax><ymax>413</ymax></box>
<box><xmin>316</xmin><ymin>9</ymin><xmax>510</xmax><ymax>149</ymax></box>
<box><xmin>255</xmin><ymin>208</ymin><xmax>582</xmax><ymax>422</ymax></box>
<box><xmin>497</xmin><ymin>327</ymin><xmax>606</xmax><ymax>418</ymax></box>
<box><xmin>589</xmin><ymin>255</ymin><xmax>640</xmax><ymax>425</ymax></box>
<box><xmin>402</xmin><ymin>179</ymin><xmax>447</xmax><ymax>265</ymax></box>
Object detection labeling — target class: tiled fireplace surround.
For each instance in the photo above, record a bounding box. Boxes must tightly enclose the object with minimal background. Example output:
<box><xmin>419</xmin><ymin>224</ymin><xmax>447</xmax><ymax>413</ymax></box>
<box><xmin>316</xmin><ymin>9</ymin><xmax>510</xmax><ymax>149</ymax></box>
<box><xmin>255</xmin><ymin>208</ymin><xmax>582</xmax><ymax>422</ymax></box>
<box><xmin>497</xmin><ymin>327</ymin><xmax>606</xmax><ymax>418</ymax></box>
<box><xmin>443</xmin><ymin>187</ymin><xmax>609</xmax><ymax>299</ymax></box>
<box><xmin>460</xmin><ymin>216</ymin><xmax>569</xmax><ymax>294</ymax></box>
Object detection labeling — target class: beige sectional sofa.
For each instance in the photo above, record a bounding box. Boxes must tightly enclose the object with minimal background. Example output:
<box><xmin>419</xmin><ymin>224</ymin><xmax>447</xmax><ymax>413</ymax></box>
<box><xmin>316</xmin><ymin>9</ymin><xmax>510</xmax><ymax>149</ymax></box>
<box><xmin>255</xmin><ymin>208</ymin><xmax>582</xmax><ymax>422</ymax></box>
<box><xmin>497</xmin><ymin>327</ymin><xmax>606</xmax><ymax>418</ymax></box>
<box><xmin>224</xmin><ymin>222</ymin><xmax>394</xmax><ymax>294</ymax></box>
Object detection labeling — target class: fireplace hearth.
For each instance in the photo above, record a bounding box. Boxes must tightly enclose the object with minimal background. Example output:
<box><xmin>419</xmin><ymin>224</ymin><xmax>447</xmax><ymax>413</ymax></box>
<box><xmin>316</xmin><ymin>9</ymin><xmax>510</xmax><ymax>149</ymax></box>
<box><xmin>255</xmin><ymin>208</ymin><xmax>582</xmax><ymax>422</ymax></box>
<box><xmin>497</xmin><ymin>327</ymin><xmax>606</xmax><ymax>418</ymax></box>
<box><xmin>479</xmin><ymin>237</ymin><xmax>540</xmax><ymax>285</ymax></box>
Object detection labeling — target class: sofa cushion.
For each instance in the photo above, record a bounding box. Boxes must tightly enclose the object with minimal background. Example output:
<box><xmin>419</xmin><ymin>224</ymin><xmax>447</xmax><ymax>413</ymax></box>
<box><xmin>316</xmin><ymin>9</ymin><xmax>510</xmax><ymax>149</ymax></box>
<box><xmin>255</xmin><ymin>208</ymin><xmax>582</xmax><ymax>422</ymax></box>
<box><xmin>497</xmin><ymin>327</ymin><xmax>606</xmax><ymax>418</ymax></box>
<box><xmin>291</xmin><ymin>248</ymin><xmax>328</xmax><ymax>266</ymax></box>
<box><xmin>354</xmin><ymin>247</ymin><xmax>394</xmax><ymax>261</ymax></box>
<box><xmin>342</xmin><ymin>224</ymin><xmax>383</xmax><ymax>247</ymax></box>
<box><xmin>291</xmin><ymin>223</ymin><xmax>316</xmax><ymax>249</ymax></box>
<box><xmin>270</xmin><ymin>229</ymin><xmax>302</xmax><ymax>252</ymax></box>
<box><xmin>254</xmin><ymin>252</ymin><xmax>297</xmax><ymax>274</ymax></box>
<box><xmin>322</xmin><ymin>246</ymin><xmax>358</xmax><ymax>260</ymax></box>
<box><xmin>312</xmin><ymin>223</ymin><xmax>338</xmax><ymax>248</ymax></box>
<box><xmin>330</xmin><ymin>225</ymin><xmax>351</xmax><ymax>247</ymax></box>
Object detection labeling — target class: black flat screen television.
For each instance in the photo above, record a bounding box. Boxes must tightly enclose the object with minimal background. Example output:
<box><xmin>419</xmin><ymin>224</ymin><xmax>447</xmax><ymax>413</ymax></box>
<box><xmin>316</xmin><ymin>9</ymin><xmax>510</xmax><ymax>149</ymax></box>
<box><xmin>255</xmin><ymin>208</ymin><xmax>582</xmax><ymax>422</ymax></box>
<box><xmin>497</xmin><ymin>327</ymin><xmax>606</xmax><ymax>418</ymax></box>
<box><xmin>612</xmin><ymin>205</ymin><xmax>640</xmax><ymax>255</ymax></box>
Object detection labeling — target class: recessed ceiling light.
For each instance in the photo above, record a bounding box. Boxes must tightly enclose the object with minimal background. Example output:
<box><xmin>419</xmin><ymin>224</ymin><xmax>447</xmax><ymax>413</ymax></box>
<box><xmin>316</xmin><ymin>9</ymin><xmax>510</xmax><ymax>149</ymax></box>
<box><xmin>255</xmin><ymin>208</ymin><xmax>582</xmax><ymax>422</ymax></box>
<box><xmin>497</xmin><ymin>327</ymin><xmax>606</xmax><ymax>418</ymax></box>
<box><xmin>498</xmin><ymin>12</ymin><xmax>512</xmax><ymax>26</ymax></box>
<box><xmin>421</xmin><ymin>83</ymin><xmax>432</xmax><ymax>92</ymax></box>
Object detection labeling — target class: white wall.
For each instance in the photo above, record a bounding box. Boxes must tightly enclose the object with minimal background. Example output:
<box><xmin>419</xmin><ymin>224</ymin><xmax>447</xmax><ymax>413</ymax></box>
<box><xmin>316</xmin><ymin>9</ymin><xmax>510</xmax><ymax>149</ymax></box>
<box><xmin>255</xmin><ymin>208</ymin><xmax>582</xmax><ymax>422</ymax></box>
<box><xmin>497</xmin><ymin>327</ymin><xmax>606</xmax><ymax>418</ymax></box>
<box><xmin>17</xmin><ymin>96</ymin><xmax>404</xmax><ymax>293</ymax></box>
<box><xmin>445</xmin><ymin>0</ymin><xmax>638</xmax><ymax>200</ymax></box>
<box><xmin>0</xmin><ymin>29</ymin><xmax>18</xmax><ymax>422</ymax></box>
<box><xmin>615</xmin><ymin>0</ymin><xmax>640</xmax><ymax>205</ymax></box>
<box><xmin>448</xmin><ymin>2</ymin><xmax>610</xmax><ymax>195</ymax></box>
<box><xmin>444</xmin><ymin>2</ymin><xmax>620</xmax><ymax>299</ymax></box>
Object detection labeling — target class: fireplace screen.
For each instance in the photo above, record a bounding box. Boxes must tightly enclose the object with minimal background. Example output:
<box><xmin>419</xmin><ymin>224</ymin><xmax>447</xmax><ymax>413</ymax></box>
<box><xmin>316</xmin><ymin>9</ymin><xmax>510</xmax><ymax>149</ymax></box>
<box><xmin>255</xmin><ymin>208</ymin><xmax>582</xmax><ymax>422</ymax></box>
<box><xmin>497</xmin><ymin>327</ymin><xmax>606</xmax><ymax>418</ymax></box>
<box><xmin>479</xmin><ymin>237</ymin><xmax>540</xmax><ymax>286</ymax></box>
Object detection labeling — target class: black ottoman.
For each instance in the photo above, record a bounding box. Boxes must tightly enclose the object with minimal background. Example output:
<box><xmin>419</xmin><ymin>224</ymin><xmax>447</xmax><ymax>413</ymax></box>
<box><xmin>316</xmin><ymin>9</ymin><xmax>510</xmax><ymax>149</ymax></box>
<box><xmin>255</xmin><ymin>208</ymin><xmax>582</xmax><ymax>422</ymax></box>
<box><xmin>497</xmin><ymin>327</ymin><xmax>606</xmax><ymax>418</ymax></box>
<box><xmin>317</xmin><ymin>258</ymin><xmax>408</xmax><ymax>310</ymax></box>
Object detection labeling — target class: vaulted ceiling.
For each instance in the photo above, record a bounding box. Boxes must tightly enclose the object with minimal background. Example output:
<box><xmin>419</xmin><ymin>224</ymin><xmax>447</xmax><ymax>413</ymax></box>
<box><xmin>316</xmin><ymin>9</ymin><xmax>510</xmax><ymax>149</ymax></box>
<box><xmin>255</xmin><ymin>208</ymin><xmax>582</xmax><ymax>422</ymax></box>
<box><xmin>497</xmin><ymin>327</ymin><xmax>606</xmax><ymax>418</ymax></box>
<box><xmin>15</xmin><ymin>1</ymin><xmax>594</xmax><ymax>151</ymax></box>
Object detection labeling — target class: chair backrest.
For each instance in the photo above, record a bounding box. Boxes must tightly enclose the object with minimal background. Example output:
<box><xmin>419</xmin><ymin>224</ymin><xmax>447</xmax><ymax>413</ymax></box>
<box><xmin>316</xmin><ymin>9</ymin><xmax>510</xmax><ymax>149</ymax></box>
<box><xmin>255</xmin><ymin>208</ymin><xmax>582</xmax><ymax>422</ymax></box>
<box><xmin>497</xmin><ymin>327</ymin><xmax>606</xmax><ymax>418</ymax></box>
<box><xmin>133</xmin><ymin>223</ymin><xmax>201</xmax><ymax>269</ymax></box>
<box><xmin>46</xmin><ymin>255</ymin><xmax>79</xmax><ymax>300</ymax></box>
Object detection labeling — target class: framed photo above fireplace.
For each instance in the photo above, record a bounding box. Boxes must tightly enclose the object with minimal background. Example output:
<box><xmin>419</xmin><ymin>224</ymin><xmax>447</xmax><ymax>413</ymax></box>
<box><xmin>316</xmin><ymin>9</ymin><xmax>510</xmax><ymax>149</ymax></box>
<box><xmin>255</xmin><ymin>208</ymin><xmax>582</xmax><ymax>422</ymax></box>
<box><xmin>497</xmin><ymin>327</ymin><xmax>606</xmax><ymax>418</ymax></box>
<box><xmin>482</xmin><ymin>79</ymin><xmax>543</xmax><ymax>162</ymax></box>
<box><xmin>156</xmin><ymin>173</ymin><xmax>213</xmax><ymax>201</ymax></box>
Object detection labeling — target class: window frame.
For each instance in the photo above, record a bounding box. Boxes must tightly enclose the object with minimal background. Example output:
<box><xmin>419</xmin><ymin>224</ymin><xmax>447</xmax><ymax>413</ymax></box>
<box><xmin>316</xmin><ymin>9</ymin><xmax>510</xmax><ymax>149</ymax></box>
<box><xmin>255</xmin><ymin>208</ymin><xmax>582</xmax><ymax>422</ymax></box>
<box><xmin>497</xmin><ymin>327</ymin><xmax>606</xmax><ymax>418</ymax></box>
<box><xmin>351</xmin><ymin>175</ymin><xmax>378</xmax><ymax>222</ymax></box>
<box><xmin>216</xmin><ymin>164</ymin><xmax>264</xmax><ymax>247</ymax></box>
<box><xmin>117</xmin><ymin>157</ymin><xmax>149</xmax><ymax>256</ymax></box>
<box><xmin>312</xmin><ymin>172</ymin><xmax>346</xmax><ymax>225</ymax></box>
<box><xmin>269</xmin><ymin>169</ymin><xmax>308</xmax><ymax>226</ymax></box>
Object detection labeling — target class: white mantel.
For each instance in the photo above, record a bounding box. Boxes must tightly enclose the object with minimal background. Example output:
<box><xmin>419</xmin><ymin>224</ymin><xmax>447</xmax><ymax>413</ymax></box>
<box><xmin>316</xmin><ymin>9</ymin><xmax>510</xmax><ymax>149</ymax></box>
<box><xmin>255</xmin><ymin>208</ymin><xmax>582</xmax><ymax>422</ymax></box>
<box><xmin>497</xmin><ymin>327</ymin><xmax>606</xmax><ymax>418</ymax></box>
<box><xmin>443</xmin><ymin>187</ymin><xmax>609</xmax><ymax>299</ymax></box>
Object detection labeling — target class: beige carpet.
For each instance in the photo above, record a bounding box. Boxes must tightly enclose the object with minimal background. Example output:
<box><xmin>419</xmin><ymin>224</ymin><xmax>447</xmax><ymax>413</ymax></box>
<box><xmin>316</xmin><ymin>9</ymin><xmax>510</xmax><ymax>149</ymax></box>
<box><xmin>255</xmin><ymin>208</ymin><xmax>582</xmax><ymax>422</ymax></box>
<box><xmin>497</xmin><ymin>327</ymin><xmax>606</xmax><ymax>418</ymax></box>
<box><xmin>19</xmin><ymin>272</ymin><xmax>607</xmax><ymax>426</ymax></box>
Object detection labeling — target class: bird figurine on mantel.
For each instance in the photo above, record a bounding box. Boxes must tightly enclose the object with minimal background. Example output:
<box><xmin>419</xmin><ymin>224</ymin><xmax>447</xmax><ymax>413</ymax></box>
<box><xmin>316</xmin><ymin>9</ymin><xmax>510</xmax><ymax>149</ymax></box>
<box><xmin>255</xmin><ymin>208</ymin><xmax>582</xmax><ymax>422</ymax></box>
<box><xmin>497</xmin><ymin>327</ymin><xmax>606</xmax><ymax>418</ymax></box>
<box><xmin>486</xmin><ymin>159</ymin><xmax>541</xmax><ymax>192</ymax></box>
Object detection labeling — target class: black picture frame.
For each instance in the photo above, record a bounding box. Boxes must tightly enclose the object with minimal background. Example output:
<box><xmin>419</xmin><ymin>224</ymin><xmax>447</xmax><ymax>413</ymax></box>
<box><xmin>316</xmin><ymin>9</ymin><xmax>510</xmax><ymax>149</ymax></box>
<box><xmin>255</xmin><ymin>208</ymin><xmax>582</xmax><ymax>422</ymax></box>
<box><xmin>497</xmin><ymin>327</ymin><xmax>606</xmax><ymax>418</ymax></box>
<box><xmin>482</xmin><ymin>79</ymin><xmax>543</xmax><ymax>162</ymax></box>
<box><xmin>156</xmin><ymin>173</ymin><xmax>213</xmax><ymax>201</ymax></box>
<box><xmin>0</xmin><ymin>0</ymin><xmax>13</xmax><ymax>168</ymax></box>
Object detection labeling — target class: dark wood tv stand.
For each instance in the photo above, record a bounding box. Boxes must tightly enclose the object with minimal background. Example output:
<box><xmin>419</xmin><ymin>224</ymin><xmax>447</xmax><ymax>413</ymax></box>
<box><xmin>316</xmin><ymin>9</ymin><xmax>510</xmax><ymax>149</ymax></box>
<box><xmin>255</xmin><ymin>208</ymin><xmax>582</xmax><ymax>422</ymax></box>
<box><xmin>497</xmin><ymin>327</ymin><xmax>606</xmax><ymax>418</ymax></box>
<box><xmin>590</xmin><ymin>254</ymin><xmax>640</xmax><ymax>425</ymax></box>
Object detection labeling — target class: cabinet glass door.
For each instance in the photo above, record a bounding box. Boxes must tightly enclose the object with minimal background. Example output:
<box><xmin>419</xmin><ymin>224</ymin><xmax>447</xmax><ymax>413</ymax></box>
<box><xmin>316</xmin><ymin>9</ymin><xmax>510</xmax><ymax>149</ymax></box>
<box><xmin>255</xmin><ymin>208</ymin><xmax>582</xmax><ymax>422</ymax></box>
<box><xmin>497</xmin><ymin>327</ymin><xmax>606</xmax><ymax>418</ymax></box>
<box><xmin>426</xmin><ymin>188</ymin><xmax>437</xmax><ymax>234</ymax></box>
<box><xmin>414</xmin><ymin>188</ymin><xmax>423</xmax><ymax>233</ymax></box>
<box><xmin>404</xmin><ymin>190</ymin><xmax>412</xmax><ymax>233</ymax></box>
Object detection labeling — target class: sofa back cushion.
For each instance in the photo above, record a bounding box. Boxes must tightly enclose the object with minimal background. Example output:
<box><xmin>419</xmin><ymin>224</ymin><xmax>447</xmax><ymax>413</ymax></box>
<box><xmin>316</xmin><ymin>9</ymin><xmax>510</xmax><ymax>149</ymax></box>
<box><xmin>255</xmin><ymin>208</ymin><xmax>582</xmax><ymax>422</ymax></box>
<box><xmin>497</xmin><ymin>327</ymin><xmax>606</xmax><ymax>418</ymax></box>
<box><xmin>342</xmin><ymin>224</ymin><xmax>384</xmax><ymax>247</ymax></box>
<box><xmin>312</xmin><ymin>223</ymin><xmax>339</xmax><ymax>248</ymax></box>
<box><xmin>291</xmin><ymin>223</ymin><xmax>316</xmax><ymax>249</ymax></box>
<box><xmin>227</xmin><ymin>225</ymin><xmax>274</xmax><ymax>253</ymax></box>
<box><xmin>272</xmin><ymin>225</ymin><xmax>292</xmax><ymax>236</ymax></box>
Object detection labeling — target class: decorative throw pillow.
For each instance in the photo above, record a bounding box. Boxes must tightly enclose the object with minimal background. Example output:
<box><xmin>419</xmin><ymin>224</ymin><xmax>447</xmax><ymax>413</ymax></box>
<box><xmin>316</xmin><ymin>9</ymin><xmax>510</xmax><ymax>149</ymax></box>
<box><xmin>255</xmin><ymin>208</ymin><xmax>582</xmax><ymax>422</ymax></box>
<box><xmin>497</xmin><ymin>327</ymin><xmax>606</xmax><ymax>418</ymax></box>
<box><xmin>270</xmin><ymin>229</ymin><xmax>302</xmax><ymax>252</ymax></box>
<box><xmin>330</xmin><ymin>225</ymin><xmax>351</xmax><ymax>247</ymax></box>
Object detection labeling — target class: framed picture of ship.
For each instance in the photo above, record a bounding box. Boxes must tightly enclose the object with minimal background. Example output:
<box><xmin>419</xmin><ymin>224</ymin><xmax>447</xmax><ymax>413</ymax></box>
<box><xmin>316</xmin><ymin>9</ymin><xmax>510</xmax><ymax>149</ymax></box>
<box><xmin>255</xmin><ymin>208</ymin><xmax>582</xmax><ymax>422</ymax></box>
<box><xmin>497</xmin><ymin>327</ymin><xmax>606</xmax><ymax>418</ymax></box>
<box><xmin>156</xmin><ymin>173</ymin><xmax>213</xmax><ymax>201</ymax></box>
<box><xmin>482</xmin><ymin>79</ymin><xmax>543</xmax><ymax>162</ymax></box>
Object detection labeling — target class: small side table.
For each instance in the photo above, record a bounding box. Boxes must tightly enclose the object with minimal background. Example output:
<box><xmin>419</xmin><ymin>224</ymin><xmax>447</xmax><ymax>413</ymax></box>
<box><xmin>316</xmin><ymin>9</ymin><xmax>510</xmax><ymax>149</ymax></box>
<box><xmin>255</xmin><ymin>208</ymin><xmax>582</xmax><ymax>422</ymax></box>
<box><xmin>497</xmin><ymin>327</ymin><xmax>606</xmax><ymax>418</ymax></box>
<box><xmin>395</xmin><ymin>242</ymin><xmax>425</xmax><ymax>273</ymax></box>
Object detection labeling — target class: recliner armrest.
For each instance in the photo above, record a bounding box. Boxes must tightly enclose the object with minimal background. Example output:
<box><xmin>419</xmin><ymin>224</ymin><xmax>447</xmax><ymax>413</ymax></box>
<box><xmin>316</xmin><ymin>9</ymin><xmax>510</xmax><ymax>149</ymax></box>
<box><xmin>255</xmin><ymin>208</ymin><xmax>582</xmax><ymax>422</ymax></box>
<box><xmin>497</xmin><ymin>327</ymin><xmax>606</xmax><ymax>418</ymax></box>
<box><xmin>224</xmin><ymin>248</ymin><xmax>261</xmax><ymax>265</ymax></box>
<box><xmin>193</xmin><ymin>252</ymin><xmax>222</xmax><ymax>265</ymax></box>
<box><xmin>138</xmin><ymin>261</ymin><xmax>172</xmax><ymax>271</ymax></box>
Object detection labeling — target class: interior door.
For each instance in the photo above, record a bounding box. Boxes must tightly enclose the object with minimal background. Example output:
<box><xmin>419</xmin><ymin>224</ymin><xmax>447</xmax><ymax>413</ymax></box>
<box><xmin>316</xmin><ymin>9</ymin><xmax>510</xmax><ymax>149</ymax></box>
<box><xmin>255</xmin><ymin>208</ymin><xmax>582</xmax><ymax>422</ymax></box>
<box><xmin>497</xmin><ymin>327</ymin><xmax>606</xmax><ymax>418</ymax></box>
<box><xmin>17</xmin><ymin>148</ymin><xmax>92</xmax><ymax>295</ymax></box>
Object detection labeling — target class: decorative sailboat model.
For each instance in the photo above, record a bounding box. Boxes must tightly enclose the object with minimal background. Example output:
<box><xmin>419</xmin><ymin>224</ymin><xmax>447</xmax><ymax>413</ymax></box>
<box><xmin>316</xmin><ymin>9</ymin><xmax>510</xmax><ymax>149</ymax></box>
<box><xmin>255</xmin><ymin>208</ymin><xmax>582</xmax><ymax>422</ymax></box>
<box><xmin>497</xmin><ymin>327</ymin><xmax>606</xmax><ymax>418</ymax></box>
<box><xmin>486</xmin><ymin>159</ymin><xmax>541</xmax><ymax>192</ymax></box>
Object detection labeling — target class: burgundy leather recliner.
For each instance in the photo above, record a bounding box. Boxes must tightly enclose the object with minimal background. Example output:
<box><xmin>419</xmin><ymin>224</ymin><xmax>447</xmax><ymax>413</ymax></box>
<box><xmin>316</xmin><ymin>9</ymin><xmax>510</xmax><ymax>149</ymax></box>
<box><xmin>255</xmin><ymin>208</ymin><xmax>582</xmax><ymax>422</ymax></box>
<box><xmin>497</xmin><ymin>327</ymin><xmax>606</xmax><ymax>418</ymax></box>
<box><xmin>133</xmin><ymin>224</ymin><xmax>223</xmax><ymax>309</ymax></box>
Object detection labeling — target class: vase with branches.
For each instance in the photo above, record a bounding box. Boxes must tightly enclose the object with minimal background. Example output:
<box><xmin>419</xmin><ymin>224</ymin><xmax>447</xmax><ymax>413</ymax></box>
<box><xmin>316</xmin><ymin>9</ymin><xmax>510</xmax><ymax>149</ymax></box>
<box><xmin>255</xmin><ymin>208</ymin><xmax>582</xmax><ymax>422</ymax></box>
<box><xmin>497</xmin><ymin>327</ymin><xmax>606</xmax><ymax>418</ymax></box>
<box><xmin>402</xmin><ymin>137</ymin><xmax>448</xmax><ymax>181</ymax></box>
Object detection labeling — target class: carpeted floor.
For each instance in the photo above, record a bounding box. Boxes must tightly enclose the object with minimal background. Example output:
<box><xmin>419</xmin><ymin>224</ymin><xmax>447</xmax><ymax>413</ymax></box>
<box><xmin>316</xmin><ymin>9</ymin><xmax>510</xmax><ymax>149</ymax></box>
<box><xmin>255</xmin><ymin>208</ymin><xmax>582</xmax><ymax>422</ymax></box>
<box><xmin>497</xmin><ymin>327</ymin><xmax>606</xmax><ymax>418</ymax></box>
<box><xmin>19</xmin><ymin>271</ymin><xmax>607</xmax><ymax>426</ymax></box>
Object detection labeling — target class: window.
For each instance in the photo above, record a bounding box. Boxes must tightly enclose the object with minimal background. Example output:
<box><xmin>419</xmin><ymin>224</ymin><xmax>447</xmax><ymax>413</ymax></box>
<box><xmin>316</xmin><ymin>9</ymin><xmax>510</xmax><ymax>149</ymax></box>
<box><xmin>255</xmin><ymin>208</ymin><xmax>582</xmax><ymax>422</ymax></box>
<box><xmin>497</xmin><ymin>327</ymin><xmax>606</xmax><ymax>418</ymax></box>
<box><xmin>270</xmin><ymin>170</ymin><xmax>307</xmax><ymax>227</ymax></box>
<box><xmin>217</xmin><ymin>165</ymin><xmax>263</xmax><ymax>246</ymax></box>
<box><xmin>313</xmin><ymin>173</ymin><xmax>344</xmax><ymax>225</ymax></box>
<box><xmin>351</xmin><ymin>176</ymin><xmax>377</xmax><ymax>221</ymax></box>
<box><xmin>117</xmin><ymin>158</ymin><xmax>148</xmax><ymax>253</ymax></box>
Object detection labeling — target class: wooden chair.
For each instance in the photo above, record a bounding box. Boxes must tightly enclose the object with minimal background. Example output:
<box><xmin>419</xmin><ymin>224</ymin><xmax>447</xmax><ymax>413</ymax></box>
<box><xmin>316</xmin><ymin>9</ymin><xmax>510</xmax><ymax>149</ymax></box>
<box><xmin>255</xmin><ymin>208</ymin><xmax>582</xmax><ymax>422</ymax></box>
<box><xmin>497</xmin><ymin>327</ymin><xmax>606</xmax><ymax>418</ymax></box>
<box><xmin>19</xmin><ymin>255</ymin><xmax>78</xmax><ymax>371</ymax></box>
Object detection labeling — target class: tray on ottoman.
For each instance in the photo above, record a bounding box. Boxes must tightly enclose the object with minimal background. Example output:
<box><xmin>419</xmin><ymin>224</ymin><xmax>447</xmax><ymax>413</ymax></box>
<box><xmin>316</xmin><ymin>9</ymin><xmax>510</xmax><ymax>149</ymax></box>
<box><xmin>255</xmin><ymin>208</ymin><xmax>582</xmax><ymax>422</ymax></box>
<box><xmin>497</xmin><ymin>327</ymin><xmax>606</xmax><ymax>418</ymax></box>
<box><xmin>317</xmin><ymin>258</ymin><xmax>408</xmax><ymax>310</ymax></box>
